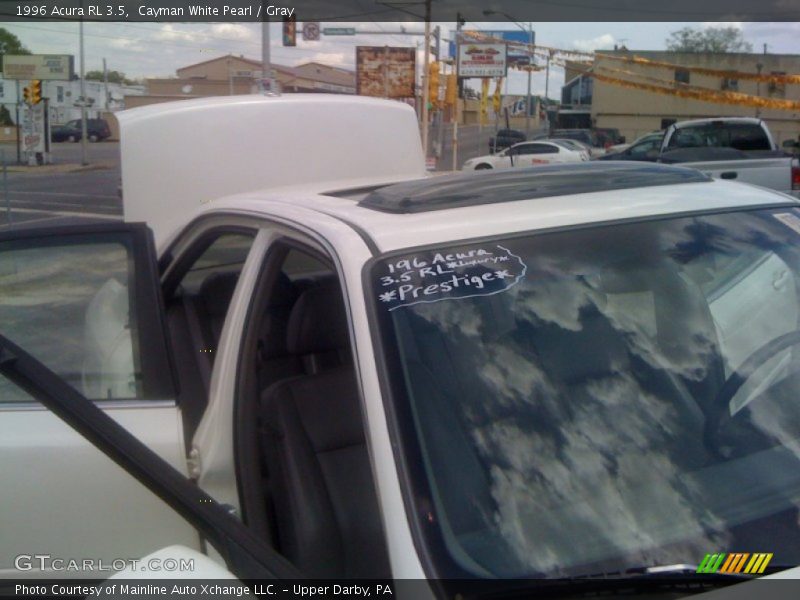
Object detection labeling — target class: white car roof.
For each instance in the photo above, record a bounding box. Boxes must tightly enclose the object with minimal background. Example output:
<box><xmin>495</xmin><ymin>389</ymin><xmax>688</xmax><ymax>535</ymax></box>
<box><xmin>200</xmin><ymin>164</ymin><xmax>799</xmax><ymax>253</ymax></box>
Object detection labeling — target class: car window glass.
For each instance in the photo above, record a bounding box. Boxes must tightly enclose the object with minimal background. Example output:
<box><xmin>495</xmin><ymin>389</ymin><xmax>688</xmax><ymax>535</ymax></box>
<box><xmin>371</xmin><ymin>208</ymin><xmax>800</xmax><ymax>579</ymax></box>
<box><xmin>668</xmin><ymin>123</ymin><xmax>771</xmax><ymax>151</ymax></box>
<box><xmin>0</xmin><ymin>236</ymin><xmax>143</xmax><ymax>402</ymax></box>
<box><xmin>629</xmin><ymin>138</ymin><xmax>659</xmax><ymax>156</ymax></box>
<box><xmin>177</xmin><ymin>233</ymin><xmax>253</xmax><ymax>295</ymax></box>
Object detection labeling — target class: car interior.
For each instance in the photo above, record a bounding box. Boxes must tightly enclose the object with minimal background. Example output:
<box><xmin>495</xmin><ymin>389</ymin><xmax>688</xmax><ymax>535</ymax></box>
<box><xmin>164</xmin><ymin>231</ymin><xmax>391</xmax><ymax>579</ymax></box>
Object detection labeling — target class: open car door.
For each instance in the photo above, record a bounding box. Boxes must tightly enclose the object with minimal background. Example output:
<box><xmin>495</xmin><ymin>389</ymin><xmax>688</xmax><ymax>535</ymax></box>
<box><xmin>0</xmin><ymin>221</ymin><xmax>198</xmax><ymax>576</ymax></box>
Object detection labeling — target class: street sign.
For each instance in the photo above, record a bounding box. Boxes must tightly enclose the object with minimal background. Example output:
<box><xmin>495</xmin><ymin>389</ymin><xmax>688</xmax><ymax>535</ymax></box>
<box><xmin>303</xmin><ymin>22</ymin><xmax>320</xmax><ymax>41</ymax></box>
<box><xmin>323</xmin><ymin>27</ymin><xmax>356</xmax><ymax>36</ymax></box>
<box><xmin>3</xmin><ymin>54</ymin><xmax>74</xmax><ymax>81</ymax></box>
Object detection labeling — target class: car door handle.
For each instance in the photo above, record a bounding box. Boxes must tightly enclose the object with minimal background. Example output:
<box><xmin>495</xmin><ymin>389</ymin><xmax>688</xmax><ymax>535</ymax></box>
<box><xmin>720</xmin><ymin>171</ymin><xmax>738</xmax><ymax>179</ymax></box>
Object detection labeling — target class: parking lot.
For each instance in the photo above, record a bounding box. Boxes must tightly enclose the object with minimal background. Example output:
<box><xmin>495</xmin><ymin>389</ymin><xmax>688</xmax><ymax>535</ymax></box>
<box><xmin>0</xmin><ymin>141</ymin><xmax>122</xmax><ymax>226</ymax></box>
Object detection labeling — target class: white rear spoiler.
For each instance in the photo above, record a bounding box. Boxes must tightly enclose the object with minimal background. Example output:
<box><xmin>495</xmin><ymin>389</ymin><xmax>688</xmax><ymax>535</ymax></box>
<box><xmin>117</xmin><ymin>94</ymin><xmax>426</xmax><ymax>246</ymax></box>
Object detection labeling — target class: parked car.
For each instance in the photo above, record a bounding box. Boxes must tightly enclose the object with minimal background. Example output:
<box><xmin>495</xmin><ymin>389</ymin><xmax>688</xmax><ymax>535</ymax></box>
<box><xmin>548</xmin><ymin>137</ymin><xmax>593</xmax><ymax>159</ymax></box>
<box><xmin>51</xmin><ymin>118</ymin><xmax>112</xmax><ymax>142</ymax></box>
<box><xmin>594</xmin><ymin>127</ymin><xmax>626</xmax><ymax>147</ymax></box>
<box><xmin>598</xmin><ymin>131</ymin><xmax>664</xmax><ymax>161</ymax></box>
<box><xmin>488</xmin><ymin>128</ymin><xmax>525</xmax><ymax>152</ymax></box>
<box><xmin>5</xmin><ymin>96</ymin><xmax>800</xmax><ymax>589</ymax></box>
<box><xmin>463</xmin><ymin>140</ymin><xmax>588</xmax><ymax>170</ymax></box>
<box><xmin>551</xmin><ymin>128</ymin><xmax>607</xmax><ymax>157</ymax></box>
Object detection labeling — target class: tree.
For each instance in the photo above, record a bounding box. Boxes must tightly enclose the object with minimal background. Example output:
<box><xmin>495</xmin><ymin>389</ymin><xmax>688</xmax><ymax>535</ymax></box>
<box><xmin>666</xmin><ymin>26</ymin><xmax>753</xmax><ymax>53</ymax></box>
<box><xmin>0</xmin><ymin>27</ymin><xmax>31</xmax><ymax>71</ymax></box>
<box><xmin>85</xmin><ymin>69</ymin><xmax>137</xmax><ymax>85</ymax></box>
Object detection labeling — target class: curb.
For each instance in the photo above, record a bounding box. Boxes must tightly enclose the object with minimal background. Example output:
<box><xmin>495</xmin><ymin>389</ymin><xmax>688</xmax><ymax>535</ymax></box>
<box><xmin>3</xmin><ymin>161</ymin><xmax>114</xmax><ymax>174</ymax></box>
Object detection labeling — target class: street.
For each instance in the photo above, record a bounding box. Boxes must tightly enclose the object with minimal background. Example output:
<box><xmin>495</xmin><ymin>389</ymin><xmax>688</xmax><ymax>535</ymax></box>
<box><xmin>0</xmin><ymin>126</ymin><xmax>545</xmax><ymax>228</ymax></box>
<box><xmin>0</xmin><ymin>141</ymin><xmax>122</xmax><ymax>227</ymax></box>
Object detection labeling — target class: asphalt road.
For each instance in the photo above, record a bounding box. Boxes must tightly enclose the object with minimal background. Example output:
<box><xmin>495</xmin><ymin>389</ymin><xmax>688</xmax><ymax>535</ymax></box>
<box><xmin>0</xmin><ymin>142</ymin><xmax>122</xmax><ymax>227</ymax></box>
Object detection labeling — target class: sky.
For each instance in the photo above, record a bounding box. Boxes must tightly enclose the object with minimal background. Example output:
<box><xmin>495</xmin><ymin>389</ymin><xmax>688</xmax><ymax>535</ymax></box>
<box><xmin>3</xmin><ymin>20</ymin><xmax>800</xmax><ymax>98</ymax></box>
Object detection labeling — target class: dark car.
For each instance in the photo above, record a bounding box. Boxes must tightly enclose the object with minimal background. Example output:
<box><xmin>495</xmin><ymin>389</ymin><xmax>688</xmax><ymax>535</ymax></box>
<box><xmin>594</xmin><ymin>127</ymin><xmax>626</xmax><ymax>148</ymax></box>
<box><xmin>598</xmin><ymin>131</ymin><xmax>664</xmax><ymax>161</ymax></box>
<box><xmin>551</xmin><ymin>128</ymin><xmax>601</xmax><ymax>148</ymax></box>
<box><xmin>51</xmin><ymin>118</ymin><xmax>112</xmax><ymax>143</ymax></box>
<box><xmin>488</xmin><ymin>128</ymin><xmax>526</xmax><ymax>153</ymax></box>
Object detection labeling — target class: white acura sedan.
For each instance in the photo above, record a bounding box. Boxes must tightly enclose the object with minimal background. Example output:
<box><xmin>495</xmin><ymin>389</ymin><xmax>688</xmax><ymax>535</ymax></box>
<box><xmin>462</xmin><ymin>139</ymin><xmax>588</xmax><ymax>171</ymax></box>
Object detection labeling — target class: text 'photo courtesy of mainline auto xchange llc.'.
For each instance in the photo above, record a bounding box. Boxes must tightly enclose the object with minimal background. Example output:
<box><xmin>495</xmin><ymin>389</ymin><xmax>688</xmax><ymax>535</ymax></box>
<box><xmin>12</xmin><ymin>583</ymin><xmax>393</xmax><ymax>598</ymax></box>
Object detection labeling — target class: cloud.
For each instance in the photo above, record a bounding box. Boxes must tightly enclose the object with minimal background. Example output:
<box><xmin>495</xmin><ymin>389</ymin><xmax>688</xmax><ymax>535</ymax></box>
<box><xmin>702</xmin><ymin>21</ymin><xmax>744</xmax><ymax>29</ymax></box>
<box><xmin>210</xmin><ymin>23</ymin><xmax>256</xmax><ymax>41</ymax></box>
<box><xmin>300</xmin><ymin>52</ymin><xmax>351</xmax><ymax>68</ymax></box>
<box><xmin>153</xmin><ymin>24</ymin><xmax>197</xmax><ymax>42</ymax></box>
<box><xmin>572</xmin><ymin>33</ymin><xmax>616</xmax><ymax>52</ymax></box>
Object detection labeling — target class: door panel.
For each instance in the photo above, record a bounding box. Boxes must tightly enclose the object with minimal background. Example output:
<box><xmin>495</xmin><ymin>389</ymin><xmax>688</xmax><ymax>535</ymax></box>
<box><xmin>0</xmin><ymin>222</ymin><xmax>197</xmax><ymax>575</ymax></box>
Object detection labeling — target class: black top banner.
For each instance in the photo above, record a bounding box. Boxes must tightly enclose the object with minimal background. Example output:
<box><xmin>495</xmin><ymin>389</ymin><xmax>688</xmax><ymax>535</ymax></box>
<box><xmin>1</xmin><ymin>0</ymin><xmax>799</xmax><ymax>22</ymax></box>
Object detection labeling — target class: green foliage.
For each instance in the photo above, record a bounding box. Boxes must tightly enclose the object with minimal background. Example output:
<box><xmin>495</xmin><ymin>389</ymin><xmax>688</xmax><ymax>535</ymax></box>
<box><xmin>0</xmin><ymin>27</ymin><xmax>31</xmax><ymax>71</ymax></box>
<box><xmin>85</xmin><ymin>70</ymin><xmax>137</xmax><ymax>85</ymax></box>
<box><xmin>666</xmin><ymin>26</ymin><xmax>753</xmax><ymax>53</ymax></box>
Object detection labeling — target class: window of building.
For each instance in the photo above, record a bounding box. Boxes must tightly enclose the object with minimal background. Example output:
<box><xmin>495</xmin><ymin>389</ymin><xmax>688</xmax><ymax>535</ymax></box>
<box><xmin>56</xmin><ymin>86</ymin><xmax>64</xmax><ymax>102</ymax></box>
<box><xmin>0</xmin><ymin>83</ymin><xmax>4</xmax><ymax>98</ymax></box>
<box><xmin>674</xmin><ymin>69</ymin><xmax>690</xmax><ymax>85</ymax></box>
<box><xmin>769</xmin><ymin>71</ymin><xmax>786</xmax><ymax>97</ymax></box>
<box><xmin>721</xmin><ymin>77</ymin><xmax>738</xmax><ymax>92</ymax></box>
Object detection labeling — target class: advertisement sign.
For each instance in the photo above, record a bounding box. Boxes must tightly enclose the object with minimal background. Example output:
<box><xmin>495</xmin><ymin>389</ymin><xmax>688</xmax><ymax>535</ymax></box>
<box><xmin>458</xmin><ymin>43</ymin><xmax>507</xmax><ymax>78</ymax></box>
<box><xmin>449</xmin><ymin>30</ymin><xmax>534</xmax><ymax>59</ymax></box>
<box><xmin>22</xmin><ymin>103</ymin><xmax>46</xmax><ymax>156</ymax></box>
<box><xmin>356</xmin><ymin>46</ymin><xmax>416</xmax><ymax>98</ymax></box>
<box><xmin>4</xmin><ymin>54</ymin><xmax>74</xmax><ymax>80</ymax></box>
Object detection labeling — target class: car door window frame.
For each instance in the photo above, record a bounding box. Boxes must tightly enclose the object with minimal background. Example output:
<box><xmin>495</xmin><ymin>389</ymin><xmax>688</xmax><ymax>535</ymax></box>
<box><xmin>0</xmin><ymin>221</ymin><xmax>176</xmax><ymax>407</ymax></box>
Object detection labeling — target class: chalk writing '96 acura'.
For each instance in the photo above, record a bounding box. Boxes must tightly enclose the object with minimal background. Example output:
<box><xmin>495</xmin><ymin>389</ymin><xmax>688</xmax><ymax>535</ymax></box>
<box><xmin>376</xmin><ymin>245</ymin><xmax>527</xmax><ymax>310</ymax></box>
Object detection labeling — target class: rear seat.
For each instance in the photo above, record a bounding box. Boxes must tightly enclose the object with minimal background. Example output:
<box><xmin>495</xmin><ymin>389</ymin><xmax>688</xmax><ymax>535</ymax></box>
<box><xmin>166</xmin><ymin>271</ymin><xmax>240</xmax><ymax>442</ymax></box>
<box><xmin>259</xmin><ymin>279</ymin><xmax>390</xmax><ymax>578</ymax></box>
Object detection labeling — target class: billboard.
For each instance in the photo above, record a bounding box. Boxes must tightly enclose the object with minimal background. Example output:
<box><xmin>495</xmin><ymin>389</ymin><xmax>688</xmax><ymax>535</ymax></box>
<box><xmin>458</xmin><ymin>43</ymin><xmax>507</xmax><ymax>78</ymax></box>
<box><xmin>3</xmin><ymin>54</ymin><xmax>74</xmax><ymax>81</ymax></box>
<box><xmin>449</xmin><ymin>30</ymin><xmax>534</xmax><ymax>60</ymax></box>
<box><xmin>356</xmin><ymin>46</ymin><xmax>416</xmax><ymax>98</ymax></box>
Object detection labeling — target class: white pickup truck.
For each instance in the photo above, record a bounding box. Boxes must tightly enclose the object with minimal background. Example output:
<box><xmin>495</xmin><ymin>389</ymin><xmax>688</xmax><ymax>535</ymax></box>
<box><xmin>657</xmin><ymin>117</ymin><xmax>800</xmax><ymax>198</ymax></box>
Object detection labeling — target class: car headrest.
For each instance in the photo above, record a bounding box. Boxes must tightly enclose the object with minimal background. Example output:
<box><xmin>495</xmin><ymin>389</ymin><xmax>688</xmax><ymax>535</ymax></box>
<box><xmin>287</xmin><ymin>279</ymin><xmax>349</xmax><ymax>356</ymax></box>
<box><xmin>198</xmin><ymin>272</ymin><xmax>240</xmax><ymax>316</ymax></box>
<box><xmin>258</xmin><ymin>273</ymin><xmax>299</xmax><ymax>360</ymax></box>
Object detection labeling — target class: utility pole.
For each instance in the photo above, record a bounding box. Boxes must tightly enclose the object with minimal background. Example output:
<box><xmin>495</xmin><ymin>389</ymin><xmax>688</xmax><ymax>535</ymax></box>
<box><xmin>102</xmin><ymin>58</ymin><xmax>109</xmax><ymax>110</ymax></box>
<box><xmin>262</xmin><ymin>4</ymin><xmax>273</xmax><ymax>91</ymax></box>
<box><xmin>452</xmin><ymin>13</ymin><xmax>464</xmax><ymax>172</ymax></box>
<box><xmin>421</xmin><ymin>0</ymin><xmax>431</xmax><ymax>158</ymax></box>
<box><xmin>525</xmin><ymin>22</ymin><xmax>533</xmax><ymax>138</ymax></box>
<box><xmin>79</xmin><ymin>16</ymin><xmax>88</xmax><ymax>166</ymax></box>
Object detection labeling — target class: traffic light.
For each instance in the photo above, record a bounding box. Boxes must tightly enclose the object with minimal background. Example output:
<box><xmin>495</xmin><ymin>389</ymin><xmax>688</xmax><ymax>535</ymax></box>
<box><xmin>428</xmin><ymin>61</ymin><xmax>440</xmax><ymax>108</ymax></box>
<box><xmin>30</xmin><ymin>80</ymin><xmax>42</xmax><ymax>105</ymax></box>
<box><xmin>23</xmin><ymin>85</ymin><xmax>30</xmax><ymax>104</ymax></box>
<box><xmin>282</xmin><ymin>15</ymin><xmax>296</xmax><ymax>46</ymax></box>
<box><xmin>445</xmin><ymin>73</ymin><xmax>457</xmax><ymax>107</ymax></box>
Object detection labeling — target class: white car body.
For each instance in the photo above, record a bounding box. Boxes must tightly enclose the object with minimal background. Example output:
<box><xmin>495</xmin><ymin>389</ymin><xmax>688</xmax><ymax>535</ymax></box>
<box><xmin>3</xmin><ymin>96</ymin><xmax>800</xmax><ymax>590</ymax></box>
<box><xmin>462</xmin><ymin>140</ymin><xmax>588</xmax><ymax>171</ymax></box>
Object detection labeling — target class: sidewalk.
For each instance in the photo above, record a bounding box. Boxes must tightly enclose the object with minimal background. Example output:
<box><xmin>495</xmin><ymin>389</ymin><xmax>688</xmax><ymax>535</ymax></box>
<box><xmin>1</xmin><ymin>160</ymin><xmax>115</xmax><ymax>174</ymax></box>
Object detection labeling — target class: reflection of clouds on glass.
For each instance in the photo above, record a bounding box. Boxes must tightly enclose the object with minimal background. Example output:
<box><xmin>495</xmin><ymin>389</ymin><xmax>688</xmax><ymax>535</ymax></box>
<box><xmin>471</xmin><ymin>373</ymin><xmax>730</xmax><ymax>574</ymax></box>
<box><xmin>415</xmin><ymin>297</ymin><xmax>482</xmax><ymax>337</ymax></box>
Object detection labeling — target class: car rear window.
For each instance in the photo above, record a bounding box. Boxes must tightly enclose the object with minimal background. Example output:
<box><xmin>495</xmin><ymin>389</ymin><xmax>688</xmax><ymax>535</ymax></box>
<box><xmin>667</xmin><ymin>123</ymin><xmax>772</xmax><ymax>151</ymax></box>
